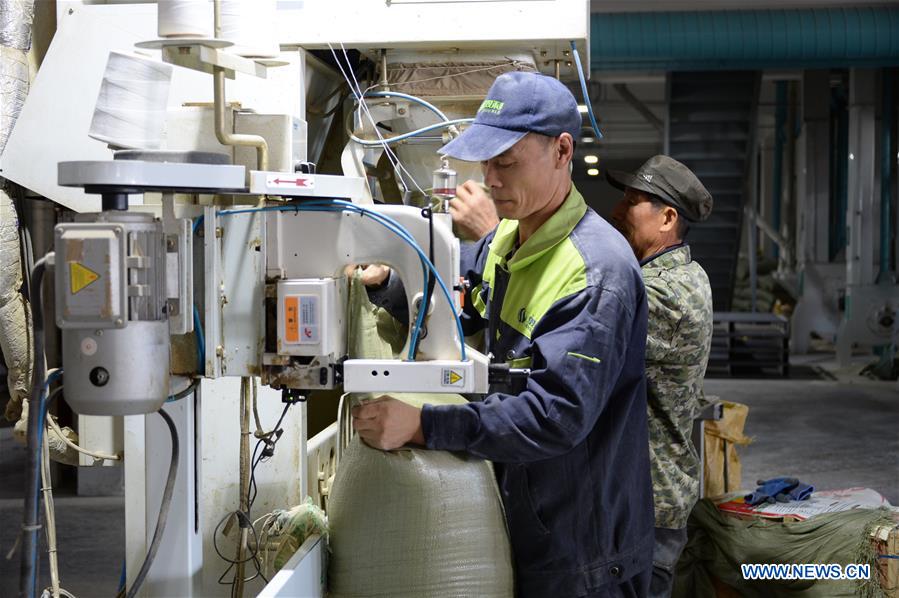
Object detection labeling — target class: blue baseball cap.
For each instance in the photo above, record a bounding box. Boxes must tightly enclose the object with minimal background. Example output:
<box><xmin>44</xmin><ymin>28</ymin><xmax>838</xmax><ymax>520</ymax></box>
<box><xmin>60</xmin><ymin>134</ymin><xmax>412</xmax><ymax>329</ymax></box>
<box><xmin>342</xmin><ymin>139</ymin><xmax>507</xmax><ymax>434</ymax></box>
<box><xmin>439</xmin><ymin>71</ymin><xmax>582</xmax><ymax>162</ymax></box>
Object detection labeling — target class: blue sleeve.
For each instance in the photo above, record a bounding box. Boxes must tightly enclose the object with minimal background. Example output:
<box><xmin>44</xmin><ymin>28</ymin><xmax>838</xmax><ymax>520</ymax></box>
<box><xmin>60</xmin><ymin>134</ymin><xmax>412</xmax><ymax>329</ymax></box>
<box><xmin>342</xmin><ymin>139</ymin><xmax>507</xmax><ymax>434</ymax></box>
<box><xmin>421</xmin><ymin>284</ymin><xmax>639</xmax><ymax>463</ymax></box>
<box><xmin>366</xmin><ymin>270</ymin><xmax>410</xmax><ymax>325</ymax></box>
<box><xmin>367</xmin><ymin>233</ymin><xmax>495</xmax><ymax>334</ymax></box>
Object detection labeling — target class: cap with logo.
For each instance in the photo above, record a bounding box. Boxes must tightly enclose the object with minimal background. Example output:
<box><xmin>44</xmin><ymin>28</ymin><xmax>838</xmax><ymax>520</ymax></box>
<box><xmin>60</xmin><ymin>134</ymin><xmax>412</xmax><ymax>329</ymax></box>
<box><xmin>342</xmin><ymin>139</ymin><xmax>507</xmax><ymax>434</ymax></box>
<box><xmin>607</xmin><ymin>155</ymin><xmax>713</xmax><ymax>222</ymax></box>
<box><xmin>439</xmin><ymin>71</ymin><xmax>582</xmax><ymax>162</ymax></box>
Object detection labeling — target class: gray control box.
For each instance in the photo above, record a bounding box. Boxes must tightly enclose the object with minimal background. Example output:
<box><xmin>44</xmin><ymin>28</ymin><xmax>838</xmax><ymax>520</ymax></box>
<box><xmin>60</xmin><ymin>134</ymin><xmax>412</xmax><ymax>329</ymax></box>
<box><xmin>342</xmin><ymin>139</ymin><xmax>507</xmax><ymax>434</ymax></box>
<box><xmin>55</xmin><ymin>223</ymin><xmax>127</xmax><ymax>328</ymax></box>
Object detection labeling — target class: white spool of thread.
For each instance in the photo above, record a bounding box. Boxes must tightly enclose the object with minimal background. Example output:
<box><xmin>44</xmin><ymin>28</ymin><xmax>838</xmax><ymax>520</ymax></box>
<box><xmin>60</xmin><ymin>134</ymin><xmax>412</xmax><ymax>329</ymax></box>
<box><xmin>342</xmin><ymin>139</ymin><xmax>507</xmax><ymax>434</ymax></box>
<box><xmin>158</xmin><ymin>0</ymin><xmax>214</xmax><ymax>38</ymax></box>
<box><xmin>89</xmin><ymin>52</ymin><xmax>173</xmax><ymax>150</ymax></box>
<box><xmin>220</xmin><ymin>0</ymin><xmax>279</xmax><ymax>58</ymax></box>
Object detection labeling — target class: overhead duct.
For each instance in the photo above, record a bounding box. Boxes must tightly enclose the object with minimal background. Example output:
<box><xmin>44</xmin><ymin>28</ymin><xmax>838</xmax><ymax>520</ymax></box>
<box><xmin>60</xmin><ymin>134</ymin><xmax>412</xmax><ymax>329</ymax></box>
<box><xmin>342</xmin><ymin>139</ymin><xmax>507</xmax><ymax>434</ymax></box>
<box><xmin>591</xmin><ymin>7</ymin><xmax>899</xmax><ymax>71</ymax></box>
<box><xmin>0</xmin><ymin>0</ymin><xmax>35</xmax><ymax>51</ymax></box>
<box><xmin>0</xmin><ymin>188</ymin><xmax>31</xmax><ymax>421</ymax></box>
<box><xmin>0</xmin><ymin>45</ymin><xmax>28</xmax><ymax>155</ymax></box>
<box><xmin>0</xmin><ymin>0</ymin><xmax>35</xmax><ymax>421</ymax></box>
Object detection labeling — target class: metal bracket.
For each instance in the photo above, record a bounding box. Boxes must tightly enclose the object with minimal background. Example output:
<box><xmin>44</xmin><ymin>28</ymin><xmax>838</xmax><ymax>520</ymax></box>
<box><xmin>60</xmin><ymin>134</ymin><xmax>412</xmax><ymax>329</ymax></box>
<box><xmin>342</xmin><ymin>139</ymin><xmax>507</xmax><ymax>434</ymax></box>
<box><xmin>166</xmin><ymin>218</ymin><xmax>194</xmax><ymax>335</ymax></box>
<box><xmin>135</xmin><ymin>39</ymin><xmax>273</xmax><ymax>79</ymax></box>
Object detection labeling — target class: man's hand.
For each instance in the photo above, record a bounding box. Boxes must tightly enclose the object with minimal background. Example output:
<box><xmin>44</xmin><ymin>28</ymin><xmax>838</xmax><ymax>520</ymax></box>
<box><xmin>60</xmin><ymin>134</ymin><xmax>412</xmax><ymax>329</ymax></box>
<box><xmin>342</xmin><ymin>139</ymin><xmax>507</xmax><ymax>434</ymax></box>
<box><xmin>450</xmin><ymin>180</ymin><xmax>500</xmax><ymax>241</ymax></box>
<box><xmin>345</xmin><ymin>264</ymin><xmax>391</xmax><ymax>288</ymax></box>
<box><xmin>352</xmin><ymin>396</ymin><xmax>425</xmax><ymax>450</ymax></box>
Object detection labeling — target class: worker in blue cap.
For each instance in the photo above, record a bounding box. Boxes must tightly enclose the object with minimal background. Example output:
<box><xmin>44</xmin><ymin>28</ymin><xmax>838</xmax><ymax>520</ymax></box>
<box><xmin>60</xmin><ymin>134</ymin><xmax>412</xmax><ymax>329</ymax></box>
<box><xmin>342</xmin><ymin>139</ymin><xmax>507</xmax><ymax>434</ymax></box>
<box><xmin>356</xmin><ymin>71</ymin><xmax>654</xmax><ymax>597</ymax></box>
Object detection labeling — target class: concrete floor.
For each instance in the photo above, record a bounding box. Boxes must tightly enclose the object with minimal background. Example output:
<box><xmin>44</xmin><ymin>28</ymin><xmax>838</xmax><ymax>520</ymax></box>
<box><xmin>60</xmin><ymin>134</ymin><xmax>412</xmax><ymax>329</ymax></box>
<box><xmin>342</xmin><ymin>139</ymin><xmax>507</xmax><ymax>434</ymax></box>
<box><xmin>705</xmin><ymin>377</ymin><xmax>899</xmax><ymax>504</ymax></box>
<box><xmin>0</xmin><ymin>423</ymin><xmax>126</xmax><ymax>597</ymax></box>
<box><xmin>1</xmin><ymin>372</ymin><xmax>897</xmax><ymax>596</ymax></box>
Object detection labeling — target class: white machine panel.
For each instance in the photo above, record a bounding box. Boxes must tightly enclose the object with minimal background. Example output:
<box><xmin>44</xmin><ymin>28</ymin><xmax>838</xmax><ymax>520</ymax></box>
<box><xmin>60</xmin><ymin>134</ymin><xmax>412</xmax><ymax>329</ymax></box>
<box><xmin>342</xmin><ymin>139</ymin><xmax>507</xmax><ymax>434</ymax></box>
<box><xmin>250</xmin><ymin>170</ymin><xmax>367</xmax><ymax>199</ymax></box>
<box><xmin>277</xmin><ymin>279</ymin><xmax>346</xmax><ymax>358</ymax></box>
<box><xmin>258</xmin><ymin>534</ymin><xmax>325</xmax><ymax>598</ymax></box>
<box><xmin>343</xmin><ymin>357</ymin><xmax>489</xmax><ymax>394</ymax></box>
<box><xmin>58</xmin><ymin>160</ymin><xmax>246</xmax><ymax>192</ymax></box>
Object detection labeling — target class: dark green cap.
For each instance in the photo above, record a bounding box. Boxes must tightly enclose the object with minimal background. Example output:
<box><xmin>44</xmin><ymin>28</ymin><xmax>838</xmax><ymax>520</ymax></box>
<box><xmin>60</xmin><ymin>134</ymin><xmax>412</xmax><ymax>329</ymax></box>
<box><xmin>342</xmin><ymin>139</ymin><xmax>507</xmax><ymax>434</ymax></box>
<box><xmin>607</xmin><ymin>155</ymin><xmax>713</xmax><ymax>222</ymax></box>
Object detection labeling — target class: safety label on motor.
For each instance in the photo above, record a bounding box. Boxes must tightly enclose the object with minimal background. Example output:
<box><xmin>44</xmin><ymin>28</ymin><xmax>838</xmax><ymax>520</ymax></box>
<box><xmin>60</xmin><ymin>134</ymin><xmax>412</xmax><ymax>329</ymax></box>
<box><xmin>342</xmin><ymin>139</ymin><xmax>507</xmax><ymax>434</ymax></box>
<box><xmin>70</xmin><ymin>262</ymin><xmax>100</xmax><ymax>295</ymax></box>
<box><xmin>441</xmin><ymin>369</ymin><xmax>464</xmax><ymax>387</ymax></box>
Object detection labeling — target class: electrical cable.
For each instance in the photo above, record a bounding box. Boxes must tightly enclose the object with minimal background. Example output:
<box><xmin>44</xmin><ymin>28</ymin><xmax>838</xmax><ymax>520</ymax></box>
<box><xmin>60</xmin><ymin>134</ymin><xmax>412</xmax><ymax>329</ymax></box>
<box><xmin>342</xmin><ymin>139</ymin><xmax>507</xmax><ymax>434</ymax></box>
<box><xmin>36</xmin><ymin>386</ymin><xmax>88</xmax><ymax>598</ymax></box>
<box><xmin>44</xmin><ymin>385</ymin><xmax>121</xmax><ymax>463</ymax></box>
<box><xmin>247</xmin><ymin>441</ymin><xmax>266</xmax><ymax>514</ymax></box>
<box><xmin>10</xmin><ymin>186</ymin><xmax>35</xmax><ymax>294</ymax></box>
<box><xmin>212</xmin><ymin>510</ymin><xmax>267</xmax><ymax>594</ymax></box>
<box><xmin>214</xmin><ymin>379</ymin><xmax>283</xmax><ymax>597</ymax></box>
<box><xmin>411</xmin><ymin>206</ymin><xmax>436</xmax><ymax>360</ymax></box>
<box><xmin>20</xmin><ymin>252</ymin><xmax>52</xmax><ymax>598</ymax></box>
<box><xmin>40</xmin><ymin>389</ymin><xmax>60</xmax><ymax>598</ymax></box>
<box><xmin>251</xmin><ymin>379</ymin><xmax>267</xmax><ymax>438</ymax></box>
<box><xmin>340</xmin><ymin>44</ymin><xmax>426</xmax><ymax>194</ymax></box>
<box><xmin>347</xmin><ymin>118</ymin><xmax>473</xmax><ymax>147</ymax></box>
<box><xmin>22</xmin><ymin>223</ymin><xmax>34</xmax><ymax>294</ymax></box>
<box><xmin>123</xmin><ymin>408</ymin><xmax>179</xmax><ymax>598</ymax></box>
<box><xmin>212</xmin><ymin>517</ymin><xmax>258</xmax><ymax>566</ymax></box>
<box><xmin>166</xmin><ymin>378</ymin><xmax>200</xmax><ymax>403</ymax></box>
<box><xmin>247</xmin><ymin>402</ymin><xmax>291</xmax><ymax>512</ymax></box>
<box><xmin>251</xmin><ymin>379</ymin><xmax>288</xmax><ymax>443</ymax></box>
<box><xmin>36</xmin><ymin>376</ymin><xmax>85</xmax><ymax>598</ymax></box>
<box><xmin>235</xmin><ymin>408</ymin><xmax>248</xmax><ymax>596</ymax></box>
<box><xmin>191</xmin><ymin>216</ymin><xmax>207</xmax><ymax>374</ymax></box>
<box><xmin>331</xmin><ymin>43</ymin><xmax>430</xmax><ymax>200</ymax></box>
<box><xmin>253</xmin><ymin>512</ymin><xmax>280</xmax><ymax>579</ymax></box>
<box><xmin>363</xmin><ymin>91</ymin><xmax>450</xmax><ymax>122</ymax></box>
<box><xmin>569</xmin><ymin>40</ymin><xmax>603</xmax><ymax>139</ymax></box>
<box><xmin>193</xmin><ymin>305</ymin><xmax>206</xmax><ymax>372</ymax></box>
<box><xmin>168</xmin><ymin>376</ymin><xmax>195</xmax><ymax>398</ymax></box>
<box><xmin>233</xmin><ymin>377</ymin><xmax>252</xmax><ymax>597</ymax></box>
<box><xmin>327</xmin><ymin>44</ymin><xmax>411</xmax><ymax>196</ymax></box>
<box><xmin>116</xmin><ymin>559</ymin><xmax>127</xmax><ymax>596</ymax></box>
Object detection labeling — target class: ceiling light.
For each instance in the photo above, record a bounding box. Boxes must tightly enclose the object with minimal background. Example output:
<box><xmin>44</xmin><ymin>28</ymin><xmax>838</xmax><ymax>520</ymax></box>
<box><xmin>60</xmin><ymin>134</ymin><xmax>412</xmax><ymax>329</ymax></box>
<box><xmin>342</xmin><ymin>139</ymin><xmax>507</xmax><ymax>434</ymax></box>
<box><xmin>587</xmin><ymin>168</ymin><xmax>600</xmax><ymax>176</ymax></box>
<box><xmin>581</xmin><ymin>136</ymin><xmax>595</xmax><ymax>144</ymax></box>
<box><xmin>583</xmin><ymin>155</ymin><xmax>599</xmax><ymax>164</ymax></box>
<box><xmin>577</xmin><ymin>105</ymin><xmax>589</xmax><ymax>114</ymax></box>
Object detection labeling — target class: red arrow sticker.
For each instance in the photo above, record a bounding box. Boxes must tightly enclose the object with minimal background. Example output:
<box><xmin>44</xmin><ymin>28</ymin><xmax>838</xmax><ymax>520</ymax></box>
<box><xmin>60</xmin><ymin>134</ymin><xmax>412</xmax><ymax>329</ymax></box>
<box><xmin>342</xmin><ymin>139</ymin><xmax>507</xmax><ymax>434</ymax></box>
<box><xmin>267</xmin><ymin>175</ymin><xmax>315</xmax><ymax>189</ymax></box>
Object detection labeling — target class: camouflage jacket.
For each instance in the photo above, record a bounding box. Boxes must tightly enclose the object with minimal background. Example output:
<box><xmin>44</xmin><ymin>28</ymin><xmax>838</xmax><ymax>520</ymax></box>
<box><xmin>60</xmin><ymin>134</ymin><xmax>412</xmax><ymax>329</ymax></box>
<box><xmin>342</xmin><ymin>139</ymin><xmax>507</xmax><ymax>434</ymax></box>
<box><xmin>642</xmin><ymin>244</ymin><xmax>713</xmax><ymax>529</ymax></box>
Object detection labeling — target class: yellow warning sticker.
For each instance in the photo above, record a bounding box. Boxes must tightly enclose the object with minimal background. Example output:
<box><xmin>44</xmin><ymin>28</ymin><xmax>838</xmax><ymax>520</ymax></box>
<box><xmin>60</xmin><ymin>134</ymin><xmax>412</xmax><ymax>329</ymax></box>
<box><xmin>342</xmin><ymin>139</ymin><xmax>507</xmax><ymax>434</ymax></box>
<box><xmin>70</xmin><ymin>262</ymin><xmax>100</xmax><ymax>295</ymax></box>
<box><xmin>442</xmin><ymin>369</ymin><xmax>464</xmax><ymax>387</ymax></box>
